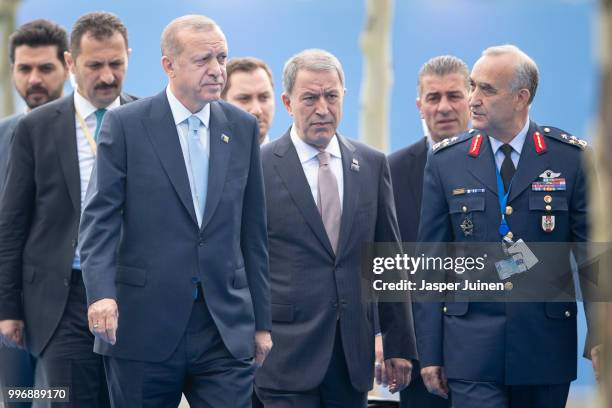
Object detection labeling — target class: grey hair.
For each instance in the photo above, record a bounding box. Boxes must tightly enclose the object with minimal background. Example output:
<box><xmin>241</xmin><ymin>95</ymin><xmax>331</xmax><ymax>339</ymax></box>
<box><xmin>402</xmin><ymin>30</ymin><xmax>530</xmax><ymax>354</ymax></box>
<box><xmin>482</xmin><ymin>44</ymin><xmax>539</xmax><ymax>104</ymax></box>
<box><xmin>417</xmin><ymin>55</ymin><xmax>470</xmax><ymax>97</ymax></box>
<box><xmin>282</xmin><ymin>49</ymin><xmax>345</xmax><ymax>95</ymax></box>
<box><xmin>161</xmin><ymin>15</ymin><xmax>221</xmax><ymax>57</ymax></box>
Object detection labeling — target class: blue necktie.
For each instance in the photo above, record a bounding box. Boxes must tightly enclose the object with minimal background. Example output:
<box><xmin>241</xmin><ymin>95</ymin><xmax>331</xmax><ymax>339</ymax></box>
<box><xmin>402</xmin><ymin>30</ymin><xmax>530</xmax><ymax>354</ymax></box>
<box><xmin>186</xmin><ymin>115</ymin><xmax>208</xmax><ymax>224</ymax></box>
<box><xmin>94</xmin><ymin>108</ymin><xmax>107</xmax><ymax>141</ymax></box>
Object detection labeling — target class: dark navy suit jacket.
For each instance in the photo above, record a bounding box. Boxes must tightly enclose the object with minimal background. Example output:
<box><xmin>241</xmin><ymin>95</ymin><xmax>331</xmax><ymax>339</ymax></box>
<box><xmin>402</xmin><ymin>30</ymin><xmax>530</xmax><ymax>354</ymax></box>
<box><xmin>79</xmin><ymin>91</ymin><xmax>271</xmax><ymax>362</ymax></box>
<box><xmin>416</xmin><ymin>122</ymin><xmax>588</xmax><ymax>385</ymax></box>
<box><xmin>255</xmin><ymin>131</ymin><xmax>417</xmax><ymax>393</ymax></box>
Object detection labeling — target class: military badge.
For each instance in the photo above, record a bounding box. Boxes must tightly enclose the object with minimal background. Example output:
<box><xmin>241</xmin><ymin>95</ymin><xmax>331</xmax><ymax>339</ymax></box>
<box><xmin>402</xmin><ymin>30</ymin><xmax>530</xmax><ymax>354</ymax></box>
<box><xmin>542</xmin><ymin>215</ymin><xmax>555</xmax><ymax>233</ymax></box>
<box><xmin>460</xmin><ymin>217</ymin><xmax>474</xmax><ymax>237</ymax></box>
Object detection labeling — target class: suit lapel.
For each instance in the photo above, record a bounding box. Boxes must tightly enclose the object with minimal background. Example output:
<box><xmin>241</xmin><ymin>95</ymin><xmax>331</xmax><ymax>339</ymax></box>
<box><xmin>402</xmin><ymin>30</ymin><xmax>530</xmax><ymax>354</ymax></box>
<box><xmin>273</xmin><ymin>132</ymin><xmax>335</xmax><ymax>258</ymax></box>
<box><xmin>467</xmin><ymin>134</ymin><xmax>498</xmax><ymax>197</ymax></box>
<box><xmin>508</xmin><ymin>122</ymin><xmax>549</xmax><ymax>203</ymax></box>
<box><xmin>142</xmin><ymin>91</ymin><xmax>198</xmax><ymax>225</ymax></box>
<box><xmin>335</xmin><ymin>135</ymin><xmax>360</xmax><ymax>259</ymax></box>
<box><xmin>200</xmin><ymin>101</ymin><xmax>232</xmax><ymax>232</ymax></box>
<box><xmin>409</xmin><ymin>138</ymin><xmax>428</xmax><ymax>209</ymax></box>
<box><xmin>54</xmin><ymin>95</ymin><xmax>80</xmax><ymax>211</ymax></box>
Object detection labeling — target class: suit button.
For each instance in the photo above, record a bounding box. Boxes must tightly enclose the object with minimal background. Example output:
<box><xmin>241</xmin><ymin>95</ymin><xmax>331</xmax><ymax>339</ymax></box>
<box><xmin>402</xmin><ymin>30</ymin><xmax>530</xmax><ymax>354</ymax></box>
<box><xmin>63</xmin><ymin>278</ymin><xmax>69</xmax><ymax>286</ymax></box>
<box><xmin>198</xmin><ymin>239</ymin><xmax>204</xmax><ymax>247</ymax></box>
<box><xmin>443</xmin><ymin>306</ymin><xmax>448</xmax><ymax>313</ymax></box>
<box><xmin>505</xmin><ymin>206</ymin><xmax>513</xmax><ymax>216</ymax></box>
<box><xmin>565</xmin><ymin>310</ymin><xmax>571</xmax><ymax>317</ymax></box>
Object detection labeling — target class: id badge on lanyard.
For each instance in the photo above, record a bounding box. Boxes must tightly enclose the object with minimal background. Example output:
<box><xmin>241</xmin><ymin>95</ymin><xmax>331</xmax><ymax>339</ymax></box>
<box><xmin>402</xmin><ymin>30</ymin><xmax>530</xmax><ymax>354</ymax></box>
<box><xmin>494</xmin><ymin>167</ymin><xmax>539</xmax><ymax>280</ymax></box>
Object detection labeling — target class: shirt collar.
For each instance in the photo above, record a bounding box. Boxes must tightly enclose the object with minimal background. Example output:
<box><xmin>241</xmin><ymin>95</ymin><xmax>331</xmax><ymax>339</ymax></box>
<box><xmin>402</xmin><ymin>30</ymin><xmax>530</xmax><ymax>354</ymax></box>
<box><xmin>488</xmin><ymin>116</ymin><xmax>530</xmax><ymax>156</ymax></box>
<box><xmin>290</xmin><ymin>125</ymin><xmax>341</xmax><ymax>164</ymax></box>
<box><xmin>74</xmin><ymin>90</ymin><xmax>120</xmax><ymax>119</ymax></box>
<box><xmin>166</xmin><ymin>86</ymin><xmax>210</xmax><ymax>128</ymax></box>
<box><xmin>261</xmin><ymin>134</ymin><xmax>270</xmax><ymax>145</ymax></box>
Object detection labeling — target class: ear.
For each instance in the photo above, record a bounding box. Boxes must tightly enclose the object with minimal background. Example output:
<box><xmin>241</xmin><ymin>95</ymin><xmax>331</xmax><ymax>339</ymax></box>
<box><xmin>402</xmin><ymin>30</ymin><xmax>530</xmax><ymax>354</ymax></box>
<box><xmin>64</xmin><ymin>51</ymin><xmax>75</xmax><ymax>75</ymax></box>
<box><xmin>281</xmin><ymin>93</ymin><xmax>293</xmax><ymax>116</ymax></box>
<box><xmin>161</xmin><ymin>55</ymin><xmax>175</xmax><ymax>78</ymax></box>
<box><xmin>516</xmin><ymin>88</ymin><xmax>531</xmax><ymax>110</ymax></box>
<box><xmin>416</xmin><ymin>97</ymin><xmax>424</xmax><ymax>118</ymax></box>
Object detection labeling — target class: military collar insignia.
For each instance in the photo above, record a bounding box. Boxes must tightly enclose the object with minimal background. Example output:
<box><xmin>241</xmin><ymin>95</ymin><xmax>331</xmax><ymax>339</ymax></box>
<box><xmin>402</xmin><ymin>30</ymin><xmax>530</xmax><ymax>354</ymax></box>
<box><xmin>468</xmin><ymin>133</ymin><xmax>483</xmax><ymax>157</ymax></box>
<box><xmin>532</xmin><ymin>131</ymin><xmax>547</xmax><ymax>154</ymax></box>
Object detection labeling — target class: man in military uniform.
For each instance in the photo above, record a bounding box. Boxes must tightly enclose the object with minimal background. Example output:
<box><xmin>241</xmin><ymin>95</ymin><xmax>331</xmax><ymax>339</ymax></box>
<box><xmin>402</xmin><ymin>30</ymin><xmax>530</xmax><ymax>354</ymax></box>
<box><xmin>388</xmin><ymin>55</ymin><xmax>470</xmax><ymax>408</ymax></box>
<box><xmin>416</xmin><ymin>44</ymin><xmax>591</xmax><ymax>407</ymax></box>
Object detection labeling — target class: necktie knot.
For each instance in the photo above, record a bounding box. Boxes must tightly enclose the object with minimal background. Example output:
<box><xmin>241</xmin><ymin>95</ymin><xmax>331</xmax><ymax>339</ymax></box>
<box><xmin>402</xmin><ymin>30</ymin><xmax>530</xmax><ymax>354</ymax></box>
<box><xmin>93</xmin><ymin>108</ymin><xmax>107</xmax><ymax>141</ymax></box>
<box><xmin>187</xmin><ymin>115</ymin><xmax>201</xmax><ymax>138</ymax></box>
<box><xmin>95</xmin><ymin>108</ymin><xmax>107</xmax><ymax>122</ymax></box>
<box><xmin>500</xmin><ymin>143</ymin><xmax>513</xmax><ymax>158</ymax></box>
<box><xmin>317</xmin><ymin>151</ymin><xmax>331</xmax><ymax>166</ymax></box>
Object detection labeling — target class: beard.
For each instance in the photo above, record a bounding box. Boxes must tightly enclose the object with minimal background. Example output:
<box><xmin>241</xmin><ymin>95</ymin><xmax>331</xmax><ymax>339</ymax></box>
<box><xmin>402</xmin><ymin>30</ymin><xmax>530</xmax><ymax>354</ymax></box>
<box><xmin>23</xmin><ymin>84</ymin><xmax>63</xmax><ymax>109</ymax></box>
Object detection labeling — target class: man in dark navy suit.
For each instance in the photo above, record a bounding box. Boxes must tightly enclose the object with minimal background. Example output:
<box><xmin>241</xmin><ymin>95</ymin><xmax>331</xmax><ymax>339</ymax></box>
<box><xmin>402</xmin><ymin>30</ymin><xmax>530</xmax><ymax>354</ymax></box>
<box><xmin>416</xmin><ymin>45</ymin><xmax>591</xmax><ymax>407</ymax></box>
<box><xmin>79</xmin><ymin>15</ymin><xmax>271</xmax><ymax>407</ymax></box>
<box><xmin>388</xmin><ymin>55</ymin><xmax>470</xmax><ymax>408</ymax></box>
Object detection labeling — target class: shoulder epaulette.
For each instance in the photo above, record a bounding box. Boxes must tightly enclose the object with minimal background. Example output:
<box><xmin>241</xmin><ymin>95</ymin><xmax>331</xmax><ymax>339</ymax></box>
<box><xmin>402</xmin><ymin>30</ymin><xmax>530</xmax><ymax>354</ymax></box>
<box><xmin>540</xmin><ymin>126</ymin><xmax>587</xmax><ymax>149</ymax></box>
<box><xmin>432</xmin><ymin>132</ymin><xmax>471</xmax><ymax>154</ymax></box>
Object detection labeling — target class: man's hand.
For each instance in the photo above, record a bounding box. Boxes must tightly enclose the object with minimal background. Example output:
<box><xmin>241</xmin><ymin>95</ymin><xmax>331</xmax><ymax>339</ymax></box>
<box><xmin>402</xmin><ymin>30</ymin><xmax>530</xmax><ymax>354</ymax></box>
<box><xmin>421</xmin><ymin>366</ymin><xmax>449</xmax><ymax>399</ymax></box>
<box><xmin>591</xmin><ymin>344</ymin><xmax>603</xmax><ymax>383</ymax></box>
<box><xmin>254</xmin><ymin>330</ymin><xmax>272</xmax><ymax>366</ymax></box>
<box><xmin>384</xmin><ymin>358</ymin><xmax>412</xmax><ymax>393</ymax></box>
<box><xmin>88</xmin><ymin>298</ymin><xmax>118</xmax><ymax>345</ymax></box>
<box><xmin>0</xmin><ymin>320</ymin><xmax>24</xmax><ymax>348</ymax></box>
<box><xmin>374</xmin><ymin>334</ymin><xmax>388</xmax><ymax>386</ymax></box>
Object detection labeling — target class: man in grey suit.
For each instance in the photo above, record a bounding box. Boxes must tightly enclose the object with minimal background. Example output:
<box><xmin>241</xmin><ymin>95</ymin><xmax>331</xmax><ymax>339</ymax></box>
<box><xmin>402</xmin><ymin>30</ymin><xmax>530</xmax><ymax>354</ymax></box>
<box><xmin>78</xmin><ymin>15</ymin><xmax>272</xmax><ymax>407</ymax></box>
<box><xmin>0</xmin><ymin>19</ymin><xmax>68</xmax><ymax>407</ymax></box>
<box><xmin>255</xmin><ymin>49</ymin><xmax>417</xmax><ymax>407</ymax></box>
<box><xmin>0</xmin><ymin>12</ymin><xmax>134</xmax><ymax>407</ymax></box>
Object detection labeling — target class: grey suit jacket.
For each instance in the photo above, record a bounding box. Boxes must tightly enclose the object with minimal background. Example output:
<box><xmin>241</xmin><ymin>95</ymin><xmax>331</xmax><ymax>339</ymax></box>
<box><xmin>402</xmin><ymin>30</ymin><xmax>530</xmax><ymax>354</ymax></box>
<box><xmin>0</xmin><ymin>93</ymin><xmax>135</xmax><ymax>356</ymax></box>
<box><xmin>255</xmin><ymin>130</ymin><xmax>417</xmax><ymax>393</ymax></box>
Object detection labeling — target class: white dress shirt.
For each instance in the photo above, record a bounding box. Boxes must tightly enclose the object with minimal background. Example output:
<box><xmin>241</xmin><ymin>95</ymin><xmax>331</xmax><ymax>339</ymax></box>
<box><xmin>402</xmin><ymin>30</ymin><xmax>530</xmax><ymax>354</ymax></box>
<box><xmin>166</xmin><ymin>86</ymin><xmax>211</xmax><ymax>227</ymax></box>
<box><xmin>73</xmin><ymin>91</ymin><xmax>120</xmax><ymax>269</ymax></box>
<box><xmin>488</xmin><ymin>116</ymin><xmax>530</xmax><ymax>171</ymax></box>
<box><xmin>290</xmin><ymin>125</ymin><xmax>344</xmax><ymax>210</ymax></box>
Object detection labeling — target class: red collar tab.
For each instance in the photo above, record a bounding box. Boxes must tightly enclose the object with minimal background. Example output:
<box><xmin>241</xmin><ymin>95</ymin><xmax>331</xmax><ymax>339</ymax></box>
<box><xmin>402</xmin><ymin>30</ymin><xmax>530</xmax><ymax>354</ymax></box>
<box><xmin>468</xmin><ymin>133</ymin><xmax>483</xmax><ymax>157</ymax></box>
<box><xmin>533</xmin><ymin>131</ymin><xmax>547</xmax><ymax>154</ymax></box>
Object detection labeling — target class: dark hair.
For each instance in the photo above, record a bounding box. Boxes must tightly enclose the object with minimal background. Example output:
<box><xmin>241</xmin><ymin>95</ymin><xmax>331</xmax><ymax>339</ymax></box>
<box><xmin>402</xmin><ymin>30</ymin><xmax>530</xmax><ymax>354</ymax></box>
<box><xmin>222</xmin><ymin>57</ymin><xmax>274</xmax><ymax>98</ymax></box>
<box><xmin>70</xmin><ymin>12</ymin><xmax>128</xmax><ymax>58</ymax></box>
<box><xmin>9</xmin><ymin>19</ymin><xmax>68</xmax><ymax>64</ymax></box>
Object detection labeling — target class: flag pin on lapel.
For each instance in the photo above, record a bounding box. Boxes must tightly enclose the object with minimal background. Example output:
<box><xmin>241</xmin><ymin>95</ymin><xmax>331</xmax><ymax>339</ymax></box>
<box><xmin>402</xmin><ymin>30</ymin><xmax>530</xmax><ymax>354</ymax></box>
<box><xmin>351</xmin><ymin>158</ymin><xmax>360</xmax><ymax>172</ymax></box>
<box><xmin>222</xmin><ymin>134</ymin><xmax>230</xmax><ymax>144</ymax></box>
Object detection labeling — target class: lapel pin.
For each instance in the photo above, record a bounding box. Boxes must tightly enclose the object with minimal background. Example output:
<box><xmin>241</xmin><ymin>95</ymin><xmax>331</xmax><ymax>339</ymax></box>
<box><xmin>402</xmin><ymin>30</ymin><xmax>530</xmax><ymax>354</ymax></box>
<box><xmin>222</xmin><ymin>134</ymin><xmax>230</xmax><ymax>144</ymax></box>
<box><xmin>351</xmin><ymin>158</ymin><xmax>360</xmax><ymax>172</ymax></box>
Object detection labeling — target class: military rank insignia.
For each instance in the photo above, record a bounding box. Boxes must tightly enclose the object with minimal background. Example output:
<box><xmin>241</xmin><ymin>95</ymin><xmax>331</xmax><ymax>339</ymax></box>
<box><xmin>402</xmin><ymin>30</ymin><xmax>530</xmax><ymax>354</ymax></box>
<box><xmin>432</xmin><ymin>136</ymin><xmax>459</xmax><ymax>152</ymax></box>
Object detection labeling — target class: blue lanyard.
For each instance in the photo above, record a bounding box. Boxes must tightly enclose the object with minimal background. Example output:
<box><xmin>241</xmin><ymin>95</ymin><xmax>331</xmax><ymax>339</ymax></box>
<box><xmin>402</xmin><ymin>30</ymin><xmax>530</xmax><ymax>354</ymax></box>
<box><xmin>496</xmin><ymin>166</ymin><xmax>512</xmax><ymax>238</ymax></box>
